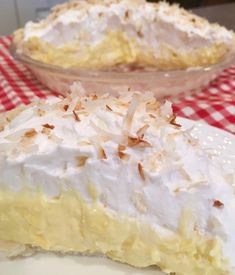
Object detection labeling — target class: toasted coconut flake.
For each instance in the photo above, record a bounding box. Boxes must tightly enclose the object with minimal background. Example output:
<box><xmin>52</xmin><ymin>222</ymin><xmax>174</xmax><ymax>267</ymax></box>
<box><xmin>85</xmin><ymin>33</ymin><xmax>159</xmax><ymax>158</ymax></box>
<box><xmin>118</xmin><ymin>151</ymin><xmax>130</xmax><ymax>160</ymax></box>
<box><xmin>99</xmin><ymin>147</ymin><xmax>107</xmax><ymax>159</ymax></box>
<box><xmin>76</xmin><ymin>156</ymin><xmax>89</xmax><ymax>167</ymax></box>
<box><xmin>90</xmin><ymin>137</ymin><xmax>107</xmax><ymax>160</ymax></box>
<box><xmin>42</xmin><ymin>123</ymin><xmax>55</xmax><ymax>130</ymax></box>
<box><xmin>24</xmin><ymin>129</ymin><xmax>37</xmax><ymax>138</ymax></box>
<box><xmin>136</xmin><ymin>124</ymin><xmax>149</xmax><ymax>139</ymax></box>
<box><xmin>123</xmin><ymin>93</ymin><xmax>139</xmax><ymax>131</ymax></box>
<box><xmin>63</xmin><ymin>104</ymin><xmax>69</xmax><ymax>111</ymax></box>
<box><xmin>149</xmin><ymin>114</ymin><xmax>156</xmax><ymax>119</ymax></box>
<box><xmin>127</xmin><ymin>136</ymin><xmax>152</xmax><ymax>148</ymax></box>
<box><xmin>128</xmin><ymin>136</ymin><xmax>140</xmax><ymax>147</ymax></box>
<box><xmin>106</xmin><ymin>105</ymin><xmax>113</xmax><ymax>111</ymax></box>
<box><xmin>138</xmin><ymin>163</ymin><xmax>145</xmax><ymax>181</ymax></box>
<box><xmin>118</xmin><ymin>144</ymin><xmax>126</xmax><ymax>151</ymax></box>
<box><xmin>92</xmin><ymin>95</ymin><xmax>98</xmax><ymax>100</ymax></box>
<box><xmin>73</xmin><ymin>110</ymin><xmax>81</xmax><ymax>122</ymax></box>
<box><xmin>169</xmin><ymin>114</ymin><xmax>182</xmax><ymax>128</ymax></box>
<box><xmin>117</xmin><ymin>144</ymin><xmax>130</xmax><ymax>160</ymax></box>
<box><xmin>125</xmin><ymin>10</ymin><xmax>129</xmax><ymax>18</ymax></box>
<box><xmin>213</xmin><ymin>200</ymin><xmax>224</xmax><ymax>208</ymax></box>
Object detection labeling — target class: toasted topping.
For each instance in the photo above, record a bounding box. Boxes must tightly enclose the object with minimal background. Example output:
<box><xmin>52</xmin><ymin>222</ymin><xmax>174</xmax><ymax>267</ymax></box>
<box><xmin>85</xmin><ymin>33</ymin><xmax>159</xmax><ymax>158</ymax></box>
<box><xmin>76</xmin><ymin>156</ymin><xmax>89</xmax><ymax>167</ymax></box>
<box><xmin>73</xmin><ymin>110</ymin><xmax>81</xmax><ymax>122</ymax></box>
<box><xmin>90</xmin><ymin>137</ymin><xmax>107</xmax><ymax>159</ymax></box>
<box><xmin>42</xmin><ymin>123</ymin><xmax>55</xmax><ymax>130</ymax></box>
<box><xmin>136</xmin><ymin>124</ymin><xmax>149</xmax><ymax>139</ymax></box>
<box><xmin>100</xmin><ymin>147</ymin><xmax>107</xmax><ymax>159</ymax></box>
<box><xmin>128</xmin><ymin>136</ymin><xmax>152</xmax><ymax>148</ymax></box>
<box><xmin>128</xmin><ymin>136</ymin><xmax>140</xmax><ymax>147</ymax></box>
<box><xmin>118</xmin><ymin>151</ymin><xmax>130</xmax><ymax>160</ymax></box>
<box><xmin>213</xmin><ymin>200</ymin><xmax>224</xmax><ymax>208</ymax></box>
<box><xmin>138</xmin><ymin>162</ymin><xmax>145</xmax><ymax>181</ymax></box>
<box><xmin>137</xmin><ymin>30</ymin><xmax>144</xmax><ymax>38</ymax></box>
<box><xmin>24</xmin><ymin>129</ymin><xmax>37</xmax><ymax>138</ymax></box>
<box><xmin>123</xmin><ymin>94</ymin><xmax>139</xmax><ymax>131</ymax></box>
<box><xmin>169</xmin><ymin>114</ymin><xmax>182</xmax><ymax>128</ymax></box>
<box><xmin>63</xmin><ymin>104</ymin><xmax>69</xmax><ymax>111</ymax></box>
<box><xmin>125</xmin><ymin>10</ymin><xmax>129</xmax><ymax>19</ymax></box>
<box><xmin>117</xmin><ymin>144</ymin><xmax>130</xmax><ymax>160</ymax></box>
<box><xmin>106</xmin><ymin>105</ymin><xmax>113</xmax><ymax>111</ymax></box>
<box><xmin>92</xmin><ymin>95</ymin><xmax>98</xmax><ymax>100</ymax></box>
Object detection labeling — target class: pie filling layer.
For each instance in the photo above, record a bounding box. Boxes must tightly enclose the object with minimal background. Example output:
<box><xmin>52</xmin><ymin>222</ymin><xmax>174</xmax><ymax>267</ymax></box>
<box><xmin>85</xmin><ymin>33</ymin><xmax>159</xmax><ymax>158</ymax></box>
<box><xmin>21</xmin><ymin>32</ymin><xmax>229</xmax><ymax>70</ymax></box>
<box><xmin>0</xmin><ymin>190</ymin><xmax>228</xmax><ymax>275</ymax></box>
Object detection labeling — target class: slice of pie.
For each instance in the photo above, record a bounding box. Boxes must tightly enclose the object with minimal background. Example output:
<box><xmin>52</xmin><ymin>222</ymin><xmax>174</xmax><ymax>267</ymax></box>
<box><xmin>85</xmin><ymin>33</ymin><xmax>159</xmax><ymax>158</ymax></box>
<box><xmin>0</xmin><ymin>92</ymin><xmax>235</xmax><ymax>274</ymax></box>
<box><xmin>13</xmin><ymin>0</ymin><xmax>235</xmax><ymax>70</ymax></box>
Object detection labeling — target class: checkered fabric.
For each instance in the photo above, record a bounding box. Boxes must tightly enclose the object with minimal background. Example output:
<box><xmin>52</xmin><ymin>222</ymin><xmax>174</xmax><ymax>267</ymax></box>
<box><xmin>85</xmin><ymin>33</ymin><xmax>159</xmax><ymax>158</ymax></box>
<box><xmin>0</xmin><ymin>36</ymin><xmax>234</xmax><ymax>134</ymax></box>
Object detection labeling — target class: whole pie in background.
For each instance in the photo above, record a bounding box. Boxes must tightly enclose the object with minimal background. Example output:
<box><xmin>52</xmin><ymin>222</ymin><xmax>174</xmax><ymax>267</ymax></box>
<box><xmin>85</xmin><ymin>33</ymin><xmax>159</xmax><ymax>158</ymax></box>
<box><xmin>13</xmin><ymin>0</ymin><xmax>235</xmax><ymax>71</ymax></box>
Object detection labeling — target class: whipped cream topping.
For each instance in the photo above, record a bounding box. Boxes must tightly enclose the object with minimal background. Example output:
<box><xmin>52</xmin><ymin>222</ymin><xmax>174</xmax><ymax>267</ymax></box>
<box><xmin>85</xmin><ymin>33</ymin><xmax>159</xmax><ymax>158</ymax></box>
<box><xmin>22</xmin><ymin>0</ymin><xmax>234</xmax><ymax>51</ymax></box>
<box><xmin>0</xmin><ymin>92</ymin><xmax>235</xmax><ymax>270</ymax></box>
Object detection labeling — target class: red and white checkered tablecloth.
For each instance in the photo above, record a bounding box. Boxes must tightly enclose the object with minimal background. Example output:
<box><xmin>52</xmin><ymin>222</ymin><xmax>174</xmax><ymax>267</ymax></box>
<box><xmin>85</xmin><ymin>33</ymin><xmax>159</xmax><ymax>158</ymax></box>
<box><xmin>0</xmin><ymin>36</ymin><xmax>234</xmax><ymax>134</ymax></box>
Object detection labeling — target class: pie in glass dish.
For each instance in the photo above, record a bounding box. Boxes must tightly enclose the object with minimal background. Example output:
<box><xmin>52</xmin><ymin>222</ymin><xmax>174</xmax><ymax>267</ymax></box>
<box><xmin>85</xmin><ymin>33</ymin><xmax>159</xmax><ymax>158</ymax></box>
<box><xmin>13</xmin><ymin>0</ymin><xmax>235</xmax><ymax>71</ymax></box>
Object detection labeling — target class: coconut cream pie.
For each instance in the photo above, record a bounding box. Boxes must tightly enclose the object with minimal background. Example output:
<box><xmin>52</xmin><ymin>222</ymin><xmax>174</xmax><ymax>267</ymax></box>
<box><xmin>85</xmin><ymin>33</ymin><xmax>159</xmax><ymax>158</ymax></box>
<box><xmin>0</xmin><ymin>92</ymin><xmax>235</xmax><ymax>275</ymax></box>
<box><xmin>13</xmin><ymin>0</ymin><xmax>235</xmax><ymax>70</ymax></box>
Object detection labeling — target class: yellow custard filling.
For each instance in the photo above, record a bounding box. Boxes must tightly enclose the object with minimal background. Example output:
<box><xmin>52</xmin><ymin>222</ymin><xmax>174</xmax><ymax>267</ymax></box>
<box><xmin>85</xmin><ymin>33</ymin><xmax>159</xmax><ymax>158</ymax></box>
<box><xmin>0</xmin><ymin>190</ymin><xmax>229</xmax><ymax>275</ymax></box>
<box><xmin>17</xmin><ymin>30</ymin><xmax>229</xmax><ymax>70</ymax></box>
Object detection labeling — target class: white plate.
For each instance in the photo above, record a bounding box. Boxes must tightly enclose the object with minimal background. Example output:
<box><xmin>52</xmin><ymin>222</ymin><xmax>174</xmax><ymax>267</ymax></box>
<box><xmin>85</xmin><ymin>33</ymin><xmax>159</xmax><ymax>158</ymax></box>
<box><xmin>0</xmin><ymin>118</ymin><xmax>234</xmax><ymax>275</ymax></box>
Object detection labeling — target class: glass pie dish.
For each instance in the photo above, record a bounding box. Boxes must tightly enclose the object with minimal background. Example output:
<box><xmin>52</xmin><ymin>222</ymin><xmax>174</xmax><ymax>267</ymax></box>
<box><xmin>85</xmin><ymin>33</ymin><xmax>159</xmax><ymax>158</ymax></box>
<box><xmin>10</xmin><ymin>43</ymin><xmax>235</xmax><ymax>98</ymax></box>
